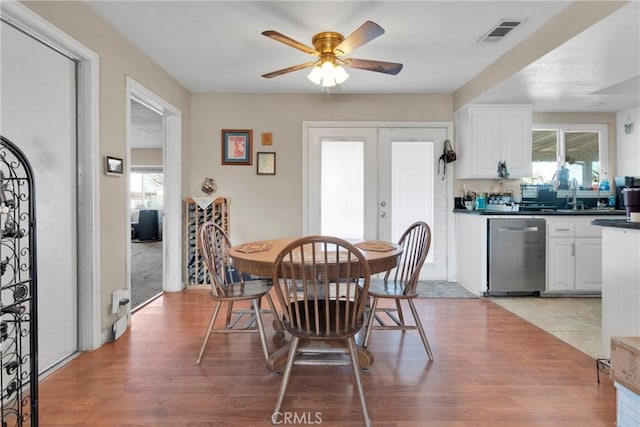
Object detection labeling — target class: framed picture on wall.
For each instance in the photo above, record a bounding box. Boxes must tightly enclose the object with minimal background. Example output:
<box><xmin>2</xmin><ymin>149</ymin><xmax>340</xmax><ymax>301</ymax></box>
<box><xmin>105</xmin><ymin>155</ymin><xmax>124</xmax><ymax>175</ymax></box>
<box><xmin>257</xmin><ymin>152</ymin><xmax>276</xmax><ymax>175</ymax></box>
<box><xmin>222</xmin><ymin>129</ymin><xmax>252</xmax><ymax>165</ymax></box>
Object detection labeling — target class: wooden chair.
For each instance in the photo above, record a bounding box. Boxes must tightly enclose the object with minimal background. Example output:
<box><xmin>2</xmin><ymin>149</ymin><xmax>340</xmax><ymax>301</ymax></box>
<box><xmin>271</xmin><ymin>236</ymin><xmax>372</xmax><ymax>427</ymax></box>
<box><xmin>196</xmin><ymin>221</ymin><xmax>277</xmax><ymax>364</ymax></box>
<box><xmin>362</xmin><ymin>221</ymin><xmax>434</xmax><ymax>360</ymax></box>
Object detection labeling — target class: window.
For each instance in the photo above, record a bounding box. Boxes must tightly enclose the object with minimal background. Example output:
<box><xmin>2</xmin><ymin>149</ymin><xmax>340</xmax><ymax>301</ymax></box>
<box><xmin>130</xmin><ymin>168</ymin><xmax>164</xmax><ymax>209</ymax></box>
<box><xmin>527</xmin><ymin>124</ymin><xmax>608</xmax><ymax>188</ymax></box>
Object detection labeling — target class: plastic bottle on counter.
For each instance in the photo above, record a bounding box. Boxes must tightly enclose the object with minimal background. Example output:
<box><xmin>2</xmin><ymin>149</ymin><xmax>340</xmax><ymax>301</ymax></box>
<box><xmin>599</xmin><ymin>171</ymin><xmax>610</xmax><ymax>191</ymax></box>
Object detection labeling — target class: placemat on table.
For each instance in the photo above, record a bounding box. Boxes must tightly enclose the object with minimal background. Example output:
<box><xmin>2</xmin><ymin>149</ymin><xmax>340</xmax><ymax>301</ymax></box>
<box><xmin>233</xmin><ymin>242</ymin><xmax>273</xmax><ymax>253</ymax></box>
<box><xmin>355</xmin><ymin>241</ymin><xmax>395</xmax><ymax>252</ymax></box>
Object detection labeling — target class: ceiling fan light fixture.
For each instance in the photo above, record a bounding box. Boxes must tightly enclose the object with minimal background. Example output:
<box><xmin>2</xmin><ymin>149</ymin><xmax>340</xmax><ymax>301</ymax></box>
<box><xmin>307</xmin><ymin>61</ymin><xmax>349</xmax><ymax>87</ymax></box>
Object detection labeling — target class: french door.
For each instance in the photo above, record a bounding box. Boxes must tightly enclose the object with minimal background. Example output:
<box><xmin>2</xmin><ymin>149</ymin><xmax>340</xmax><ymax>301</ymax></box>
<box><xmin>305</xmin><ymin>124</ymin><xmax>449</xmax><ymax>279</ymax></box>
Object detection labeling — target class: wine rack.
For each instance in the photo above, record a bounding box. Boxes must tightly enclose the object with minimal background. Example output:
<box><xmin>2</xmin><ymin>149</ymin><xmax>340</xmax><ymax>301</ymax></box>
<box><xmin>185</xmin><ymin>197</ymin><xmax>229</xmax><ymax>286</ymax></box>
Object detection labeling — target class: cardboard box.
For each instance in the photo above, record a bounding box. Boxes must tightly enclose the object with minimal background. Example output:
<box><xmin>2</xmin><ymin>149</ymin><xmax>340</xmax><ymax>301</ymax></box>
<box><xmin>611</xmin><ymin>337</ymin><xmax>640</xmax><ymax>395</ymax></box>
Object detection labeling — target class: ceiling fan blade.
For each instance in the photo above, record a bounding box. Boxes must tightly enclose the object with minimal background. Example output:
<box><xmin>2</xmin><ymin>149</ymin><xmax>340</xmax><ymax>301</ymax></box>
<box><xmin>343</xmin><ymin>58</ymin><xmax>403</xmax><ymax>75</ymax></box>
<box><xmin>262</xmin><ymin>30</ymin><xmax>319</xmax><ymax>55</ymax></box>
<box><xmin>261</xmin><ymin>61</ymin><xmax>318</xmax><ymax>78</ymax></box>
<box><xmin>335</xmin><ymin>21</ymin><xmax>385</xmax><ymax>56</ymax></box>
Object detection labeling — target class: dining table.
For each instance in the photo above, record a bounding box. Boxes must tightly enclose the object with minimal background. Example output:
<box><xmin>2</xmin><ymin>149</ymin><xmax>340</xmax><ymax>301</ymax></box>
<box><xmin>228</xmin><ymin>237</ymin><xmax>402</xmax><ymax>373</ymax></box>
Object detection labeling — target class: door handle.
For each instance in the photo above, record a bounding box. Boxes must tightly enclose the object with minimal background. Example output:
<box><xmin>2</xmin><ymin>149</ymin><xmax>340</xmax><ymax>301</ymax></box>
<box><xmin>380</xmin><ymin>201</ymin><xmax>386</xmax><ymax>207</ymax></box>
<box><xmin>380</xmin><ymin>212</ymin><xmax>386</xmax><ymax>218</ymax></box>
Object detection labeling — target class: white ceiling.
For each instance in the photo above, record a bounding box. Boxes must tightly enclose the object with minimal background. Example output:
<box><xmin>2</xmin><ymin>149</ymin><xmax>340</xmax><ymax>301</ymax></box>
<box><xmin>102</xmin><ymin>1</ymin><xmax>639</xmax><ymax>148</ymax></box>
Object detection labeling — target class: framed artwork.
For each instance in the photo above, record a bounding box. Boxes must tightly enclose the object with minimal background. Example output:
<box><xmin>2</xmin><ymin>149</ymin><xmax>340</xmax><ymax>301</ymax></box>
<box><xmin>105</xmin><ymin>155</ymin><xmax>124</xmax><ymax>175</ymax></box>
<box><xmin>261</xmin><ymin>132</ymin><xmax>273</xmax><ymax>146</ymax></box>
<box><xmin>257</xmin><ymin>152</ymin><xmax>276</xmax><ymax>175</ymax></box>
<box><xmin>221</xmin><ymin>129</ymin><xmax>252</xmax><ymax>165</ymax></box>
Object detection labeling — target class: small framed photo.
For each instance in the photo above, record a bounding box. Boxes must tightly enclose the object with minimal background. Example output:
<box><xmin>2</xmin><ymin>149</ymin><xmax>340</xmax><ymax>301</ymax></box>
<box><xmin>222</xmin><ymin>129</ymin><xmax>252</xmax><ymax>165</ymax></box>
<box><xmin>257</xmin><ymin>152</ymin><xmax>276</xmax><ymax>175</ymax></box>
<box><xmin>105</xmin><ymin>156</ymin><xmax>124</xmax><ymax>175</ymax></box>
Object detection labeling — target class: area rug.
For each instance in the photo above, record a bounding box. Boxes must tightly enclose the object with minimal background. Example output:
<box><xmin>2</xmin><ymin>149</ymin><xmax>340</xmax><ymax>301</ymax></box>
<box><xmin>416</xmin><ymin>281</ymin><xmax>478</xmax><ymax>299</ymax></box>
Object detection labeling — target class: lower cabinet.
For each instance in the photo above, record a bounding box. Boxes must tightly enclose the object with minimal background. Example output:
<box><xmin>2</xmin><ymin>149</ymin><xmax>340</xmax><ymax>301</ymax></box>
<box><xmin>546</xmin><ymin>217</ymin><xmax>602</xmax><ymax>293</ymax></box>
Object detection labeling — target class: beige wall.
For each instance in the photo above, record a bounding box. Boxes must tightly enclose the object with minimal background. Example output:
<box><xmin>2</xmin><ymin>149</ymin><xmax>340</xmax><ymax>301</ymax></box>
<box><xmin>24</xmin><ymin>1</ymin><xmax>191</xmax><ymax>334</ymax></box>
<box><xmin>190</xmin><ymin>93</ymin><xmax>453</xmax><ymax>244</ymax></box>
<box><xmin>131</xmin><ymin>148</ymin><xmax>163</xmax><ymax>166</ymax></box>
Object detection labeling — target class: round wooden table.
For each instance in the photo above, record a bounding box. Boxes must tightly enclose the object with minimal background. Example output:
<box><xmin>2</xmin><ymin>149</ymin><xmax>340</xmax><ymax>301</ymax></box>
<box><xmin>228</xmin><ymin>237</ymin><xmax>402</xmax><ymax>372</ymax></box>
<box><xmin>229</xmin><ymin>238</ymin><xmax>402</xmax><ymax>276</ymax></box>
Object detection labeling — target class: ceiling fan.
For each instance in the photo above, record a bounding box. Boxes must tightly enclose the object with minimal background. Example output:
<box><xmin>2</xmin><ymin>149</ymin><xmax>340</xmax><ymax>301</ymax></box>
<box><xmin>261</xmin><ymin>21</ymin><xmax>403</xmax><ymax>87</ymax></box>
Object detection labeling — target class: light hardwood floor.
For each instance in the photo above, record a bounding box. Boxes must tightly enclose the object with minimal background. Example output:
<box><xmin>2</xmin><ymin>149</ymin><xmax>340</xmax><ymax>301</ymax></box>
<box><xmin>38</xmin><ymin>291</ymin><xmax>616</xmax><ymax>426</ymax></box>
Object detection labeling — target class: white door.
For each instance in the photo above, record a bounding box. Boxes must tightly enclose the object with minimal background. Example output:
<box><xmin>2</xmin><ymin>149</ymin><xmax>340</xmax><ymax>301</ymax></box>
<box><xmin>378</xmin><ymin>128</ymin><xmax>448</xmax><ymax>278</ymax></box>
<box><xmin>1</xmin><ymin>21</ymin><xmax>78</xmax><ymax>372</ymax></box>
<box><xmin>306</xmin><ymin>125</ymin><xmax>448</xmax><ymax>279</ymax></box>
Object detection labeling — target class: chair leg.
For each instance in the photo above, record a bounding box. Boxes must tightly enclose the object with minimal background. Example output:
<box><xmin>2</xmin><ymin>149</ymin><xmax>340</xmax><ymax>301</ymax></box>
<box><xmin>407</xmin><ymin>299</ymin><xmax>433</xmax><ymax>360</ymax></box>
<box><xmin>265</xmin><ymin>291</ymin><xmax>284</xmax><ymax>336</ymax></box>
<box><xmin>362</xmin><ymin>296</ymin><xmax>379</xmax><ymax>348</ymax></box>
<box><xmin>252</xmin><ymin>298</ymin><xmax>270</xmax><ymax>363</ymax></box>
<box><xmin>272</xmin><ymin>336</ymin><xmax>299</xmax><ymax>424</ymax></box>
<box><xmin>225</xmin><ymin>301</ymin><xmax>234</xmax><ymax>328</ymax></box>
<box><xmin>197</xmin><ymin>300</ymin><xmax>222</xmax><ymax>364</ymax></box>
<box><xmin>347</xmin><ymin>337</ymin><xmax>371</xmax><ymax>427</ymax></box>
<box><xmin>395</xmin><ymin>299</ymin><xmax>405</xmax><ymax>325</ymax></box>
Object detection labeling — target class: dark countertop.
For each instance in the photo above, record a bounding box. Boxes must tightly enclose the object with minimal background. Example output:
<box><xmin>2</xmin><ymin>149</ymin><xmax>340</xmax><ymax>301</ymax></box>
<box><xmin>591</xmin><ymin>218</ymin><xmax>640</xmax><ymax>230</ymax></box>
<box><xmin>454</xmin><ymin>208</ymin><xmax>626</xmax><ymax>216</ymax></box>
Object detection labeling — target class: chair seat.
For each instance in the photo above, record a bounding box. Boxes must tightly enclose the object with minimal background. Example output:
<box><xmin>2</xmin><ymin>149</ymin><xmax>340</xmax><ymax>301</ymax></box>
<box><xmin>213</xmin><ymin>279</ymin><xmax>272</xmax><ymax>300</ymax></box>
<box><xmin>367</xmin><ymin>278</ymin><xmax>417</xmax><ymax>299</ymax></box>
<box><xmin>284</xmin><ymin>300</ymin><xmax>364</xmax><ymax>338</ymax></box>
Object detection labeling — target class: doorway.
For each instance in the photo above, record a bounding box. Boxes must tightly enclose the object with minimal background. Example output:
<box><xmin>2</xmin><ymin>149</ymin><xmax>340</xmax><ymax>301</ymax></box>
<box><xmin>304</xmin><ymin>123</ymin><xmax>451</xmax><ymax>280</ymax></box>
<box><xmin>129</xmin><ymin>98</ymin><xmax>164</xmax><ymax>310</ymax></box>
<box><xmin>125</xmin><ymin>77</ymin><xmax>183</xmax><ymax>311</ymax></box>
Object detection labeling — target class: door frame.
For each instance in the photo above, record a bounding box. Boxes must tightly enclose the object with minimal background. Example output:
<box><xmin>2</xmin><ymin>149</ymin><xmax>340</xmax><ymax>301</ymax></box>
<box><xmin>302</xmin><ymin>121</ymin><xmax>456</xmax><ymax>281</ymax></box>
<box><xmin>1</xmin><ymin>2</ymin><xmax>101</xmax><ymax>349</ymax></box>
<box><xmin>125</xmin><ymin>77</ymin><xmax>183</xmax><ymax>295</ymax></box>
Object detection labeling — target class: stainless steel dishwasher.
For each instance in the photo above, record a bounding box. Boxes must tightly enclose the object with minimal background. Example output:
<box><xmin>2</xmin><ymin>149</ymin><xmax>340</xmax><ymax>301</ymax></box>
<box><xmin>486</xmin><ymin>218</ymin><xmax>546</xmax><ymax>296</ymax></box>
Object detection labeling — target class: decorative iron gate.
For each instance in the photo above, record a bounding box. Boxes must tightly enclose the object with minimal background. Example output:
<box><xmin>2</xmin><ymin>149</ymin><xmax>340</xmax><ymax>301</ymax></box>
<box><xmin>0</xmin><ymin>136</ymin><xmax>38</xmax><ymax>426</ymax></box>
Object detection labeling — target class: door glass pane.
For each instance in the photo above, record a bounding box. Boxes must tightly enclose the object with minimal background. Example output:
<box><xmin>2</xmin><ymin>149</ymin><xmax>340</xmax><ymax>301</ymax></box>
<box><xmin>321</xmin><ymin>140</ymin><xmax>363</xmax><ymax>239</ymax></box>
<box><xmin>391</xmin><ymin>141</ymin><xmax>434</xmax><ymax>263</ymax></box>
<box><xmin>531</xmin><ymin>130</ymin><xmax>558</xmax><ymax>183</ymax></box>
<box><xmin>564</xmin><ymin>131</ymin><xmax>600</xmax><ymax>187</ymax></box>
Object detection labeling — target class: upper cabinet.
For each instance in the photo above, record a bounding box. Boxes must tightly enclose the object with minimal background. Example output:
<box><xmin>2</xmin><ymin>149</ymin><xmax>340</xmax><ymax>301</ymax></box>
<box><xmin>456</xmin><ymin>105</ymin><xmax>533</xmax><ymax>179</ymax></box>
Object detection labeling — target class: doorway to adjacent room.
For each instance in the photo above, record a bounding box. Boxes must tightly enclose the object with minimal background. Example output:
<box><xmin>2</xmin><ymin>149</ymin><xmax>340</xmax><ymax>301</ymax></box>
<box><xmin>128</xmin><ymin>98</ymin><xmax>165</xmax><ymax>311</ymax></box>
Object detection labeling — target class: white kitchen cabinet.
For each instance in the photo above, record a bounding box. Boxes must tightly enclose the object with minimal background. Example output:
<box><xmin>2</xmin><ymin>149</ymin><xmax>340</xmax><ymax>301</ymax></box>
<box><xmin>546</xmin><ymin>217</ymin><xmax>602</xmax><ymax>293</ymax></box>
<box><xmin>547</xmin><ymin>237</ymin><xmax>575</xmax><ymax>291</ymax></box>
<box><xmin>456</xmin><ymin>104</ymin><xmax>532</xmax><ymax>179</ymax></box>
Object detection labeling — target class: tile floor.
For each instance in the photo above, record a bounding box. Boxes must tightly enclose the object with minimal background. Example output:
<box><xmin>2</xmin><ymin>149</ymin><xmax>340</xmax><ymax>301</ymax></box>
<box><xmin>488</xmin><ymin>297</ymin><xmax>602</xmax><ymax>359</ymax></box>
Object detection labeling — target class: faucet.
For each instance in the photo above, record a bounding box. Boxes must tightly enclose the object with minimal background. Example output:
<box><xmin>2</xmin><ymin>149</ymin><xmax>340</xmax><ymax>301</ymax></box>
<box><xmin>567</xmin><ymin>178</ymin><xmax>579</xmax><ymax>210</ymax></box>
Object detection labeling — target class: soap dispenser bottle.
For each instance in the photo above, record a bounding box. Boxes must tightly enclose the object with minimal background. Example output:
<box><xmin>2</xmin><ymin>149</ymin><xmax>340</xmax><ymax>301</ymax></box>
<box><xmin>599</xmin><ymin>171</ymin><xmax>610</xmax><ymax>191</ymax></box>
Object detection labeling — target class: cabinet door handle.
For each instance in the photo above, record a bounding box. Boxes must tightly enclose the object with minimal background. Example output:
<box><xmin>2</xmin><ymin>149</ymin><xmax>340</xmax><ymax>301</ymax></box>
<box><xmin>570</xmin><ymin>242</ymin><xmax>575</xmax><ymax>256</ymax></box>
<box><xmin>555</xmin><ymin>228</ymin><xmax>571</xmax><ymax>232</ymax></box>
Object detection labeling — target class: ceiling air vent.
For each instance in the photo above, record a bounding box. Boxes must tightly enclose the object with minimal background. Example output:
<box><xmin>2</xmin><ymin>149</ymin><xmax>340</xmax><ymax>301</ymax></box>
<box><xmin>479</xmin><ymin>19</ymin><xmax>523</xmax><ymax>43</ymax></box>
